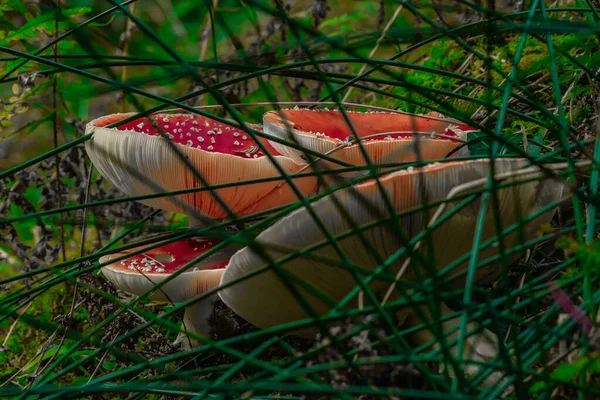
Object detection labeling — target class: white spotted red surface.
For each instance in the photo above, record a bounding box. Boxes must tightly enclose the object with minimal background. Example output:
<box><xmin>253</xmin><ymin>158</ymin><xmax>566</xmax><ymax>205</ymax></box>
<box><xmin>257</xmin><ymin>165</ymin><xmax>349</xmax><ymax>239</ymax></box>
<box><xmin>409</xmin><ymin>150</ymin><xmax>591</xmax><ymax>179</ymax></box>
<box><xmin>268</xmin><ymin>109</ymin><xmax>463</xmax><ymax>141</ymax></box>
<box><xmin>93</xmin><ymin>113</ymin><xmax>280</xmax><ymax>159</ymax></box>
<box><xmin>107</xmin><ymin>238</ymin><xmax>227</xmax><ymax>274</ymax></box>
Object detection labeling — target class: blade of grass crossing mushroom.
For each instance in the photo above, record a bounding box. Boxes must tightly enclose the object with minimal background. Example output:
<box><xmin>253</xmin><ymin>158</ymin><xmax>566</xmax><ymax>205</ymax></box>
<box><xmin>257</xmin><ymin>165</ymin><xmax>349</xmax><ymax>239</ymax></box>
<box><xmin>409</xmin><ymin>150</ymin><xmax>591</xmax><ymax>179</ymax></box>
<box><xmin>31</xmin><ymin>252</ymin><xmax>287</xmax><ymax>390</ymax></box>
<box><xmin>3</xmin><ymin>215</ymin><xmax>191</xmax><ymax>385</ymax></box>
<box><xmin>0</xmin><ymin>47</ymin><xmax>355</xmax><ymax>215</ymax></box>
<box><xmin>352</xmin><ymin>166</ymin><xmax>554</xmax><ymax>378</ymax></box>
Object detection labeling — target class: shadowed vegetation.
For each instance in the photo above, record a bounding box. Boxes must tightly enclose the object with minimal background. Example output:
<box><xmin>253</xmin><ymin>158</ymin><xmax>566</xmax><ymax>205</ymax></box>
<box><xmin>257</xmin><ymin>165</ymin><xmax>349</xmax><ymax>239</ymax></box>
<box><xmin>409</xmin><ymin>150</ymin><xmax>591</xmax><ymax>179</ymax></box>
<box><xmin>0</xmin><ymin>0</ymin><xmax>599</xmax><ymax>398</ymax></box>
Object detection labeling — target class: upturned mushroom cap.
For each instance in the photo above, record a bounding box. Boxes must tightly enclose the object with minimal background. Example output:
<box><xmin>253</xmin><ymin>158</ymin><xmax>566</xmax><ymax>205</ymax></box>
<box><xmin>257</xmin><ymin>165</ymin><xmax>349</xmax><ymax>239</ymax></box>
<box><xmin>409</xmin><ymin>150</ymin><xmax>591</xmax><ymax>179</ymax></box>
<box><xmin>219</xmin><ymin>158</ymin><xmax>566</xmax><ymax>335</ymax></box>
<box><xmin>263</xmin><ymin>109</ymin><xmax>475</xmax><ymax>166</ymax></box>
<box><xmin>85</xmin><ymin>113</ymin><xmax>318</xmax><ymax>220</ymax></box>
<box><xmin>100</xmin><ymin>237</ymin><xmax>242</xmax><ymax>302</ymax></box>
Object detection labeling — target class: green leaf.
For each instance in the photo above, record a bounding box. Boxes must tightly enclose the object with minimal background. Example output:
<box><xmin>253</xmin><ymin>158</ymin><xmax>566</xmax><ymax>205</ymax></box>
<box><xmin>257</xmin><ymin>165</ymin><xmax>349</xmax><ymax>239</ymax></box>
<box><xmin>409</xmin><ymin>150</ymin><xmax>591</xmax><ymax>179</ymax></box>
<box><xmin>0</xmin><ymin>7</ymin><xmax>90</xmax><ymax>46</ymax></box>
<box><xmin>529</xmin><ymin>133</ymin><xmax>544</xmax><ymax>157</ymax></box>
<box><xmin>552</xmin><ymin>361</ymin><xmax>582</xmax><ymax>382</ymax></box>
<box><xmin>529</xmin><ymin>380</ymin><xmax>547</xmax><ymax>394</ymax></box>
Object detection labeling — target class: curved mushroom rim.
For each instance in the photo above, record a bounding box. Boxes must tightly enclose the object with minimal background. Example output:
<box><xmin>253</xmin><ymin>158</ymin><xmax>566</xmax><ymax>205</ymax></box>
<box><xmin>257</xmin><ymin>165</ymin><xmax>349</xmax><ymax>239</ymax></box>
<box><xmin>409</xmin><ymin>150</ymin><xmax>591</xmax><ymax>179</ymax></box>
<box><xmin>101</xmin><ymin>263</ymin><xmax>227</xmax><ymax>277</ymax></box>
<box><xmin>99</xmin><ymin>257</ymin><xmax>228</xmax><ymax>280</ymax></box>
<box><xmin>87</xmin><ymin>112</ymin><xmax>283</xmax><ymax>160</ymax></box>
<box><xmin>98</xmin><ymin>237</ymin><xmax>231</xmax><ymax>275</ymax></box>
<box><xmin>101</xmin><ymin>262</ymin><xmax>225</xmax><ymax>303</ymax></box>
<box><xmin>263</xmin><ymin>109</ymin><xmax>470</xmax><ymax>145</ymax></box>
<box><xmin>86</xmin><ymin>126</ymin><xmax>309</xmax><ymax>170</ymax></box>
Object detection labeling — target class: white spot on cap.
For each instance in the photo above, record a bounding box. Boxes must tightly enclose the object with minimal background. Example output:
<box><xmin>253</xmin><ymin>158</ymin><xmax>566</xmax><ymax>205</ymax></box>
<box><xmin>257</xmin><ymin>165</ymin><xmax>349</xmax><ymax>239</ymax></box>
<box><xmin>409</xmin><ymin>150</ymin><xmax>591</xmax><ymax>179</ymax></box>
<box><xmin>197</xmin><ymin>136</ymin><xmax>205</xmax><ymax>142</ymax></box>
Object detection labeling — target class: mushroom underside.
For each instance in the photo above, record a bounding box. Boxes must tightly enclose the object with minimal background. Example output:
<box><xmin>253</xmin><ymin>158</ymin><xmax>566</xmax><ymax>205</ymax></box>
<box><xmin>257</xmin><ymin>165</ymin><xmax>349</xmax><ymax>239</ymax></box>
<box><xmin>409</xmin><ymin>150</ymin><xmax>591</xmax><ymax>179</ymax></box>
<box><xmin>219</xmin><ymin>158</ymin><xmax>566</xmax><ymax>336</ymax></box>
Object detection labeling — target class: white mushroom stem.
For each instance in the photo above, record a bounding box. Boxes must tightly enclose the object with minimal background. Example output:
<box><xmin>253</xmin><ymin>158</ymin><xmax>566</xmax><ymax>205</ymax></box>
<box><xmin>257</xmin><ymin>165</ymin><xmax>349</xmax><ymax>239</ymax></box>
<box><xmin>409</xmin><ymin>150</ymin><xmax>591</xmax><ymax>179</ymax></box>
<box><xmin>174</xmin><ymin>292</ymin><xmax>219</xmax><ymax>350</ymax></box>
<box><xmin>405</xmin><ymin>301</ymin><xmax>503</xmax><ymax>386</ymax></box>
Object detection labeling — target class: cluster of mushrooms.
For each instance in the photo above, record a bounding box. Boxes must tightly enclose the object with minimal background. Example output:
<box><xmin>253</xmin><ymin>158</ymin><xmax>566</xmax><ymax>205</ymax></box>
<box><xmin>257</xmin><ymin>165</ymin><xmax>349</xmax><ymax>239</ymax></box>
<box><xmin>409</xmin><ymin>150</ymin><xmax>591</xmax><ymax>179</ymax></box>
<box><xmin>87</xmin><ymin>107</ymin><xmax>566</xmax><ymax>378</ymax></box>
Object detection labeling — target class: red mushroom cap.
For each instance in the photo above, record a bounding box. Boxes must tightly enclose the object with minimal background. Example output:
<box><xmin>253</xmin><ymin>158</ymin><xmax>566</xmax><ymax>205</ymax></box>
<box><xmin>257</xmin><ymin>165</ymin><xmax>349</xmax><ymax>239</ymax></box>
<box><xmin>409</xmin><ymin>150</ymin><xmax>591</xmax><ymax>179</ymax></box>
<box><xmin>93</xmin><ymin>113</ymin><xmax>280</xmax><ymax>158</ymax></box>
<box><xmin>263</xmin><ymin>109</ymin><xmax>473</xmax><ymax>167</ymax></box>
<box><xmin>100</xmin><ymin>237</ymin><xmax>242</xmax><ymax>302</ymax></box>
<box><xmin>85</xmin><ymin>113</ymin><xmax>318</xmax><ymax>220</ymax></box>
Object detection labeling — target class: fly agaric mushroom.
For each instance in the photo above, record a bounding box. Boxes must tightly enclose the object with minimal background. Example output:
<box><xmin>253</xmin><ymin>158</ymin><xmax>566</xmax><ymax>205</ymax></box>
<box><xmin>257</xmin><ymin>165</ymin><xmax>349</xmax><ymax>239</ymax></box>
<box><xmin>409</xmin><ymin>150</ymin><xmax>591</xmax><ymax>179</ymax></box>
<box><xmin>85</xmin><ymin>112</ymin><xmax>318</xmax><ymax>220</ymax></box>
<box><xmin>263</xmin><ymin>108</ymin><xmax>475</xmax><ymax>167</ymax></box>
<box><xmin>100</xmin><ymin>237</ymin><xmax>242</xmax><ymax>347</ymax></box>
<box><xmin>219</xmin><ymin>158</ymin><xmax>566</xmax><ymax>365</ymax></box>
